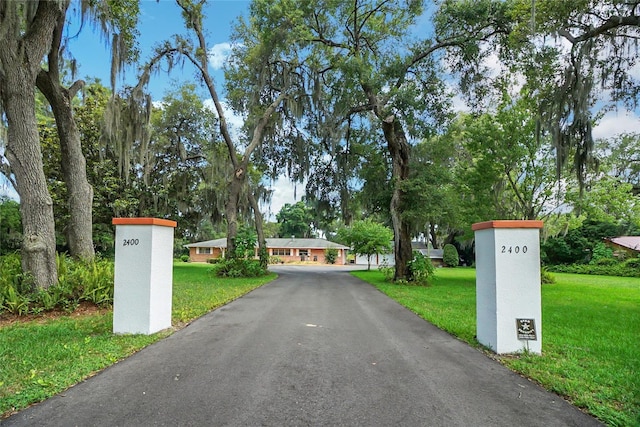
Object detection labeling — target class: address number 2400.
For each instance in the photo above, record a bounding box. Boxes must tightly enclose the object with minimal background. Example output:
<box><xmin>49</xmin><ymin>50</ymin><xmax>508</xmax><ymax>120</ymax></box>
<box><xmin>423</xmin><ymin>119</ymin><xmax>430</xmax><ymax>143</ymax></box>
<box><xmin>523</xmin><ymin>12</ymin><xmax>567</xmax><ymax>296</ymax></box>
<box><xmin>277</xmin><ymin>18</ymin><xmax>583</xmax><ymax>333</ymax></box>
<box><xmin>123</xmin><ymin>238</ymin><xmax>139</xmax><ymax>246</ymax></box>
<box><xmin>501</xmin><ymin>245</ymin><xmax>527</xmax><ymax>254</ymax></box>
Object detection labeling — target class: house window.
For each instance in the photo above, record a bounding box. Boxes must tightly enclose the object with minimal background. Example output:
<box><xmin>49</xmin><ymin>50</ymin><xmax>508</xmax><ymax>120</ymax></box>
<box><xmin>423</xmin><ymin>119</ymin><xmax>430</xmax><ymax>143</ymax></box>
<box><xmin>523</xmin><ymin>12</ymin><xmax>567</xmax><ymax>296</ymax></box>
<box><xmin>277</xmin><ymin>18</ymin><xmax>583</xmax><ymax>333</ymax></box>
<box><xmin>272</xmin><ymin>248</ymin><xmax>290</xmax><ymax>256</ymax></box>
<box><xmin>299</xmin><ymin>249</ymin><xmax>309</xmax><ymax>256</ymax></box>
<box><xmin>196</xmin><ymin>247</ymin><xmax>212</xmax><ymax>255</ymax></box>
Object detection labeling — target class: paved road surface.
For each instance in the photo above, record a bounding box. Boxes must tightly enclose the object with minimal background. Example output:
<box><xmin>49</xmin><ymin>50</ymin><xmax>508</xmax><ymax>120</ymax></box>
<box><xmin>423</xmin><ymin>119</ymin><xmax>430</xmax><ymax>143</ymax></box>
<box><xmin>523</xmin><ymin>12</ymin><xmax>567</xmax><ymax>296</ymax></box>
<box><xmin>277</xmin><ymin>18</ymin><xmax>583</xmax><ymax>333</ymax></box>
<box><xmin>3</xmin><ymin>265</ymin><xmax>602</xmax><ymax>426</ymax></box>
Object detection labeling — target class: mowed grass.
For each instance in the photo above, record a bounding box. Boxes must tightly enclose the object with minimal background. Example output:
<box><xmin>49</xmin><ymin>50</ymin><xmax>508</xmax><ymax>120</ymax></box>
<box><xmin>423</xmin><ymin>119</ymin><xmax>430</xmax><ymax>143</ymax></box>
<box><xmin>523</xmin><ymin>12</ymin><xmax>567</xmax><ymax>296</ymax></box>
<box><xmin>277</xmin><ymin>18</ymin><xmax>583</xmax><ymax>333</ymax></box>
<box><xmin>0</xmin><ymin>263</ymin><xmax>275</xmax><ymax>418</ymax></box>
<box><xmin>353</xmin><ymin>268</ymin><xmax>640</xmax><ymax>427</ymax></box>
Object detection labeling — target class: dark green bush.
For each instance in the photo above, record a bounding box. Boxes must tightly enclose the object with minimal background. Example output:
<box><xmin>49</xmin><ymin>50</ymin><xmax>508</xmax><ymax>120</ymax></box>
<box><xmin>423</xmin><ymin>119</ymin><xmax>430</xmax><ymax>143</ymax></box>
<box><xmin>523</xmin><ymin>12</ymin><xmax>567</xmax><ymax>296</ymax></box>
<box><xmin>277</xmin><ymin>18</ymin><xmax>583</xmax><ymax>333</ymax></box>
<box><xmin>443</xmin><ymin>244</ymin><xmax>459</xmax><ymax>267</ymax></box>
<box><xmin>547</xmin><ymin>263</ymin><xmax>640</xmax><ymax>277</ymax></box>
<box><xmin>593</xmin><ymin>257</ymin><xmax>618</xmax><ymax>266</ymax></box>
<box><xmin>180</xmin><ymin>255</ymin><xmax>190</xmax><ymax>262</ymax></box>
<box><xmin>324</xmin><ymin>248</ymin><xmax>338</xmax><ymax>264</ymax></box>
<box><xmin>269</xmin><ymin>255</ymin><xmax>283</xmax><ymax>264</ymax></box>
<box><xmin>207</xmin><ymin>258</ymin><xmax>222</xmax><ymax>264</ymax></box>
<box><xmin>212</xmin><ymin>258</ymin><xmax>267</xmax><ymax>278</ymax></box>
<box><xmin>623</xmin><ymin>257</ymin><xmax>640</xmax><ymax>269</ymax></box>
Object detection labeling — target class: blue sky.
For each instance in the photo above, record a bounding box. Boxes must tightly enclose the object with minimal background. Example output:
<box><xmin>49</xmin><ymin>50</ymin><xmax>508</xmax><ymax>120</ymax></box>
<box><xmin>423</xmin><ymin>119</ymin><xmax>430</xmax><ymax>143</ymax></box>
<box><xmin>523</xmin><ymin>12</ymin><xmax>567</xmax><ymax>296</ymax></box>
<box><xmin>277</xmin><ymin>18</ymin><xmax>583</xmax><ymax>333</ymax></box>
<box><xmin>0</xmin><ymin>0</ymin><xmax>301</xmax><ymax>216</ymax></box>
<box><xmin>2</xmin><ymin>1</ymin><xmax>639</xmax><ymax>213</ymax></box>
<box><xmin>67</xmin><ymin>0</ymin><xmax>250</xmax><ymax>99</ymax></box>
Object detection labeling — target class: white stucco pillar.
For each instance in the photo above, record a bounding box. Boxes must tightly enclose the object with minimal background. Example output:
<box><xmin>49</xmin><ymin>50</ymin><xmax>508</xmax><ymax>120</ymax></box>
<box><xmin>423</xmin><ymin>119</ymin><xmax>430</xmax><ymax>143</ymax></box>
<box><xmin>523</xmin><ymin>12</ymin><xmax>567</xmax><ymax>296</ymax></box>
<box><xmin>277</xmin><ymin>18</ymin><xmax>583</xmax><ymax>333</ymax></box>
<box><xmin>112</xmin><ymin>217</ymin><xmax>177</xmax><ymax>335</ymax></box>
<box><xmin>472</xmin><ymin>220</ymin><xmax>544</xmax><ymax>354</ymax></box>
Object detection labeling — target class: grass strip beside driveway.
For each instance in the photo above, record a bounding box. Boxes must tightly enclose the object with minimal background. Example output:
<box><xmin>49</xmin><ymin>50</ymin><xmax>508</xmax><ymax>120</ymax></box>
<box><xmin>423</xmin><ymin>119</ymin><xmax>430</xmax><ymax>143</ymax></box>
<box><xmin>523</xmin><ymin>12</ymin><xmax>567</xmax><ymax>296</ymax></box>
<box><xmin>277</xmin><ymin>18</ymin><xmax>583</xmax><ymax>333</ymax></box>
<box><xmin>0</xmin><ymin>263</ymin><xmax>275</xmax><ymax>418</ymax></box>
<box><xmin>353</xmin><ymin>268</ymin><xmax>640</xmax><ymax>427</ymax></box>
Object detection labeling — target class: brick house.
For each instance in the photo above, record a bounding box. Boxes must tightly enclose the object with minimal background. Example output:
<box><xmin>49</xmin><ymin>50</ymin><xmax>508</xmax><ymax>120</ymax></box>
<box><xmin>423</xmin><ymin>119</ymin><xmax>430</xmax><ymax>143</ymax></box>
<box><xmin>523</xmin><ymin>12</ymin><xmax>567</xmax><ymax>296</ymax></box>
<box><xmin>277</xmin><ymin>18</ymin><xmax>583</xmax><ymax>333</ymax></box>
<box><xmin>185</xmin><ymin>237</ymin><xmax>350</xmax><ymax>264</ymax></box>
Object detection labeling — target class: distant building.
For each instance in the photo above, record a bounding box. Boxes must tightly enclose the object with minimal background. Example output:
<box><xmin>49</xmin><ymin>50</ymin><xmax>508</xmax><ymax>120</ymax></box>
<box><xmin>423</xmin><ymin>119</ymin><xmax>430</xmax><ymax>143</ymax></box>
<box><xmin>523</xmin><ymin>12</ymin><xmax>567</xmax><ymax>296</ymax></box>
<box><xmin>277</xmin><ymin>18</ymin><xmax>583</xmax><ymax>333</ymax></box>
<box><xmin>185</xmin><ymin>237</ymin><xmax>350</xmax><ymax>264</ymax></box>
<box><xmin>354</xmin><ymin>241</ymin><xmax>444</xmax><ymax>267</ymax></box>
<box><xmin>604</xmin><ymin>236</ymin><xmax>640</xmax><ymax>258</ymax></box>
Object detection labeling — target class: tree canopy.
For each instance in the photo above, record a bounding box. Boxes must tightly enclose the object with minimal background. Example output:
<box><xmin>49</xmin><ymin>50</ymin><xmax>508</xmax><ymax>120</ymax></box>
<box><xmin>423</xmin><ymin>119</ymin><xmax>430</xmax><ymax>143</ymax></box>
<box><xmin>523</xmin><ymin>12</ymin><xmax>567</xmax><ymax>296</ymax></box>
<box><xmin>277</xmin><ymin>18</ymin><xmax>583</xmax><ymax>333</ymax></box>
<box><xmin>337</xmin><ymin>219</ymin><xmax>393</xmax><ymax>270</ymax></box>
<box><xmin>2</xmin><ymin>0</ymin><xmax>640</xmax><ymax>287</ymax></box>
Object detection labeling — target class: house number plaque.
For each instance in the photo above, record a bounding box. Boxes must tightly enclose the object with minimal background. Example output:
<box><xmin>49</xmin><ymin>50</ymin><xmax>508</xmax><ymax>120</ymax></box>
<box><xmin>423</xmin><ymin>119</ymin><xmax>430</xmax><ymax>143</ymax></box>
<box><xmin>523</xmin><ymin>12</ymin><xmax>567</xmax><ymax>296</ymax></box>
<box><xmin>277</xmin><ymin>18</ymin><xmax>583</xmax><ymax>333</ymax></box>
<box><xmin>516</xmin><ymin>318</ymin><xmax>537</xmax><ymax>340</ymax></box>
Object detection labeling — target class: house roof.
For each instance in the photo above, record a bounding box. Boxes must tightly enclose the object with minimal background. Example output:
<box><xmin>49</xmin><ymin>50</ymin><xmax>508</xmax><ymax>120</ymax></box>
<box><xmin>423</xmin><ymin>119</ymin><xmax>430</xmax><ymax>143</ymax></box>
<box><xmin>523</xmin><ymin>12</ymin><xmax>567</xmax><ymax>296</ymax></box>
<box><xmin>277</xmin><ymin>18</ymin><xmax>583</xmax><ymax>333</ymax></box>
<box><xmin>185</xmin><ymin>237</ymin><xmax>349</xmax><ymax>250</ymax></box>
<box><xmin>606</xmin><ymin>236</ymin><xmax>640</xmax><ymax>252</ymax></box>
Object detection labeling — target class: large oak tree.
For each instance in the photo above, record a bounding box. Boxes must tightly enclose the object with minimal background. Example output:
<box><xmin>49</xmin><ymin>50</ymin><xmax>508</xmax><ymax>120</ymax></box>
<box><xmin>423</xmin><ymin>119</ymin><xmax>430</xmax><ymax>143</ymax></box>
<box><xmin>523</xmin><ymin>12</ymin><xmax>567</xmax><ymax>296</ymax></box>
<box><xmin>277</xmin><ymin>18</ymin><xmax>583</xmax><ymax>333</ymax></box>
<box><xmin>0</xmin><ymin>1</ymin><xmax>65</xmax><ymax>288</ymax></box>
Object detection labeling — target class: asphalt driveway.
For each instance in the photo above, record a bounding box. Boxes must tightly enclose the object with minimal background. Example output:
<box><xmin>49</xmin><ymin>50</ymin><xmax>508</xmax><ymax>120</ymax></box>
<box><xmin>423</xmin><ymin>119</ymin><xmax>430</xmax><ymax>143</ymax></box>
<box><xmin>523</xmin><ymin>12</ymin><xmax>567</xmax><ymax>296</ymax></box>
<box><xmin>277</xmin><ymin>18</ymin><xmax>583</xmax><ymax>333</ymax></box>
<box><xmin>3</xmin><ymin>265</ymin><xmax>601</xmax><ymax>426</ymax></box>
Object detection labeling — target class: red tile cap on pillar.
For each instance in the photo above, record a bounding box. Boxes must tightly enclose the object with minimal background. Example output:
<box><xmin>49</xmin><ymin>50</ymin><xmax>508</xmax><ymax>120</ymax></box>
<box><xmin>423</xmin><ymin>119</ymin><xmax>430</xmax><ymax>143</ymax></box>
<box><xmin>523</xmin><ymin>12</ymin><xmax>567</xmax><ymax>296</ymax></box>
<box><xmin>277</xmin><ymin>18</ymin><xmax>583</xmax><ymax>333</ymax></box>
<box><xmin>112</xmin><ymin>217</ymin><xmax>177</xmax><ymax>228</ymax></box>
<box><xmin>472</xmin><ymin>220</ymin><xmax>543</xmax><ymax>231</ymax></box>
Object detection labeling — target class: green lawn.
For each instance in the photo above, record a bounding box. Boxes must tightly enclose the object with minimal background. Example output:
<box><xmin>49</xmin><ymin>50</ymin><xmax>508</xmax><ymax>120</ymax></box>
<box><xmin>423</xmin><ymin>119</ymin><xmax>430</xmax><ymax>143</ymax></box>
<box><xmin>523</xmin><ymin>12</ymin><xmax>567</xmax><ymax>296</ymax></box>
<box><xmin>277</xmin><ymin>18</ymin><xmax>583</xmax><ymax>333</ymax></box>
<box><xmin>353</xmin><ymin>268</ymin><xmax>640</xmax><ymax>427</ymax></box>
<box><xmin>0</xmin><ymin>263</ymin><xmax>275</xmax><ymax>418</ymax></box>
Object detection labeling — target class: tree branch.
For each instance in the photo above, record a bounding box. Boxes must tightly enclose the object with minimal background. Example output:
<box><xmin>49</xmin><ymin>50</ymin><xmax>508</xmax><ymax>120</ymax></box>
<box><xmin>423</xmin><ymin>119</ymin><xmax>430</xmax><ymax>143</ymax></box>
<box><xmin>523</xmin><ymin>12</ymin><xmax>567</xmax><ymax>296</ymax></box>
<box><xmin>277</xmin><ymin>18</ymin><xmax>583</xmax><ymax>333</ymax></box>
<box><xmin>242</xmin><ymin>91</ymin><xmax>288</xmax><ymax>169</ymax></box>
<box><xmin>560</xmin><ymin>15</ymin><xmax>640</xmax><ymax>44</ymax></box>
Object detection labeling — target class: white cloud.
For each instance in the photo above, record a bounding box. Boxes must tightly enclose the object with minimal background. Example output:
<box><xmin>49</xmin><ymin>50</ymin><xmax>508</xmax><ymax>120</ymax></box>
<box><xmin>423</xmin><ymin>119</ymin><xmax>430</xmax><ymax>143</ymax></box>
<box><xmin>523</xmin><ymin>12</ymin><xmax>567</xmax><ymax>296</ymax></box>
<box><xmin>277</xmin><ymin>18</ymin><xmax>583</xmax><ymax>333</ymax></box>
<box><xmin>593</xmin><ymin>110</ymin><xmax>640</xmax><ymax>140</ymax></box>
<box><xmin>207</xmin><ymin>42</ymin><xmax>233</xmax><ymax>70</ymax></box>
<box><xmin>261</xmin><ymin>178</ymin><xmax>302</xmax><ymax>221</ymax></box>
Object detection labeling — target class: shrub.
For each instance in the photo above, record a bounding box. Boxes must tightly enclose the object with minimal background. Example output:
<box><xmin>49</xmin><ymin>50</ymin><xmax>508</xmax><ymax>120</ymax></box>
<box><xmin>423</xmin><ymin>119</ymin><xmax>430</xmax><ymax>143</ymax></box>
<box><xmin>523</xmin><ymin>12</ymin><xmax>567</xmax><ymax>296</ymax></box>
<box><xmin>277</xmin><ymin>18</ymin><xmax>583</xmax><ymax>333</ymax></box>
<box><xmin>234</xmin><ymin>226</ymin><xmax>257</xmax><ymax>259</ymax></box>
<box><xmin>408</xmin><ymin>251</ymin><xmax>435</xmax><ymax>285</ymax></box>
<box><xmin>540</xmin><ymin>267</ymin><xmax>556</xmax><ymax>284</ymax></box>
<box><xmin>324</xmin><ymin>248</ymin><xmax>338</xmax><ymax>264</ymax></box>
<box><xmin>269</xmin><ymin>256</ymin><xmax>283</xmax><ymax>264</ymax></box>
<box><xmin>213</xmin><ymin>258</ymin><xmax>267</xmax><ymax>278</ymax></box>
<box><xmin>589</xmin><ymin>242</ymin><xmax>614</xmax><ymax>265</ymax></box>
<box><xmin>180</xmin><ymin>255</ymin><xmax>190</xmax><ymax>262</ymax></box>
<box><xmin>624</xmin><ymin>257</ymin><xmax>640</xmax><ymax>269</ymax></box>
<box><xmin>546</xmin><ymin>263</ymin><xmax>640</xmax><ymax>278</ymax></box>
<box><xmin>593</xmin><ymin>257</ymin><xmax>618</xmax><ymax>266</ymax></box>
<box><xmin>378</xmin><ymin>259</ymin><xmax>395</xmax><ymax>282</ymax></box>
<box><xmin>0</xmin><ymin>254</ymin><xmax>114</xmax><ymax>315</ymax></box>
<box><xmin>443</xmin><ymin>244</ymin><xmax>459</xmax><ymax>267</ymax></box>
<box><xmin>207</xmin><ymin>258</ymin><xmax>222</xmax><ymax>264</ymax></box>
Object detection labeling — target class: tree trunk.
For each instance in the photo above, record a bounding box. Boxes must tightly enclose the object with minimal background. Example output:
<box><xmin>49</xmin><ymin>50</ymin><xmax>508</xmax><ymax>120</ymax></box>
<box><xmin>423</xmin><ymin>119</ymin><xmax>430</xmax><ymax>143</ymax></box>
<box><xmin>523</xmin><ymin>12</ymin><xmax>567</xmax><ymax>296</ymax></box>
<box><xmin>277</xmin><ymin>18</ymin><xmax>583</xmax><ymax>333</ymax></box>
<box><xmin>248</xmin><ymin>190</ymin><xmax>268</xmax><ymax>268</ymax></box>
<box><xmin>0</xmin><ymin>1</ymin><xmax>64</xmax><ymax>289</ymax></box>
<box><xmin>429</xmin><ymin>222</ymin><xmax>439</xmax><ymax>249</ymax></box>
<box><xmin>2</xmin><ymin>70</ymin><xmax>58</xmax><ymax>289</ymax></box>
<box><xmin>37</xmin><ymin>72</ymin><xmax>95</xmax><ymax>260</ymax></box>
<box><xmin>225</xmin><ymin>169</ymin><xmax>244</xmax><ymax>259</ymax></box>
<box><xmin>381</xmin><ymin>115</ymin><xmax>413</xmax><ymax>281</ymax></box>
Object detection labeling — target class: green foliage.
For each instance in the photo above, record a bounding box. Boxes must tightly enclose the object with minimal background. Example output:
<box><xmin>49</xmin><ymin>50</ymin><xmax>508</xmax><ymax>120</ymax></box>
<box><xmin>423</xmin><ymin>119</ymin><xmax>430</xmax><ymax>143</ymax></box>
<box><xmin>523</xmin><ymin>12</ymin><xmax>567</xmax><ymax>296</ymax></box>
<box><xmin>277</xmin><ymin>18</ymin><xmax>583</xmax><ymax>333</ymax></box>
<box><xmin>0</xmin><ymin>197</ymin><xmax>22</xmax><ymax>255</ymax></box>
<box><xmin>444</xmin><ymin>95</ymin><xmax>558</xmax><ymax>225</ymax></box>
<box><xmin>547</xmin><ymin>263</ymin><xmax>640</xmax><ymax>278</ymax></box>
<box><xmin>402</xmin><ymin>136</ymin><xmax>460</xmax><ymax>238</ymax></box>
<box><xmin>623</xmin><ymin>257</ymin><xmax>640</xmax><ymax>269</ymax></box>
<box><xmin>540</xmin><ymin>267</ymin><xmax>556</xmax><ymax>284</ymax></box>
<box><xmin>180</xmin><ymin>255</ymin><xmax>190</xmax><ymax>262</ymax></box>
<box><xmin>542</xmin><ymin>220</ymin><xmax>635</xmax><ymax>265</ymax></box>
<box><xmin>324</xmin><ymin>248</ymin><xmax>338</xmax><ymax>264</ymax></box>
<box><xmin>258</xmin><ymin>245</ymin><xmax>269</xmax><ymax>269</ymax></box>
<box><xmin>378</xmin><ymin>259</ymin><xmax>395</xmax><ymax>283</ymax></box>
<box><xmin>337</xmin><ymin>219</ymin><xmax>393</xmax><ymax>270</ymax></box>
<box><xmin>276</xmin><ymin>201</ymin><xmax>314</xmax><ymax>238</ymax></box>
<box><xmin>407</xmin><ymin>251</ymin><xmax>435</xmax><ymax>285</ymax></box>
<box><xmin>233</xmin><ymin>225</ymin><xmax>257</xmax><ymax>259</ymax></box>
<box><xmin>0</xmin><ymin>254</ymin><xmax>114</xmax><ymax>315</ymax></box>
<box><xmin>589</xmin><ymin>242</ymin><xmax>614</xmax><ymax>265</ymax></box>
<box><xmin>211</xmin><ymin>259</ymin><xmax>267</xmax><ymax>278</ymax></box>
<box><xmin>443</xmin><ymin>244</ymin><xmax>459</xmax><ymax>267</ymax></box>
